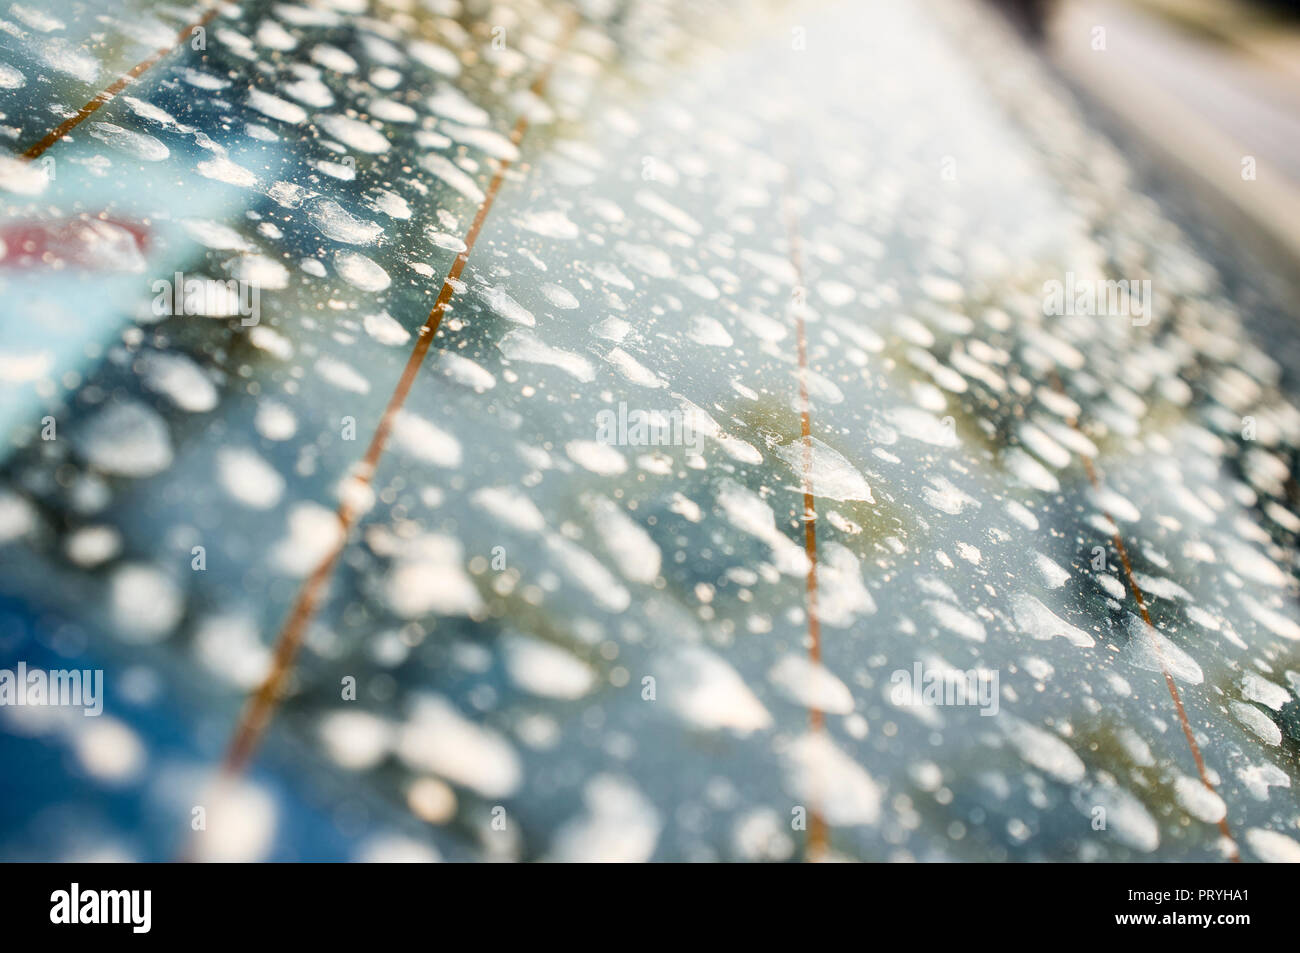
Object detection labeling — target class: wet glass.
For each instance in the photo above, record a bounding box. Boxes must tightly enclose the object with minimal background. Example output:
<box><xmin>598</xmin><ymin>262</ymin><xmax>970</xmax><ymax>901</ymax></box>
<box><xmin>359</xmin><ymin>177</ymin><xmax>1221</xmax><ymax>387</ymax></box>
<box><xmin>0</xmin><ymin>0</ymin><xmax>1298</xmax><ymax>863</ymax></box>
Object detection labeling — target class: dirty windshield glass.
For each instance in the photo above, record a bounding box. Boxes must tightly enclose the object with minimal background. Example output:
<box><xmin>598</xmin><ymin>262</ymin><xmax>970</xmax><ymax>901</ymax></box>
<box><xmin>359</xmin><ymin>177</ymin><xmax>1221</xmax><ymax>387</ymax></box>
<box><xmin>1</xmin><ymin>0</ymin><xmax>1299</xmax><ymax>866</ymax></box>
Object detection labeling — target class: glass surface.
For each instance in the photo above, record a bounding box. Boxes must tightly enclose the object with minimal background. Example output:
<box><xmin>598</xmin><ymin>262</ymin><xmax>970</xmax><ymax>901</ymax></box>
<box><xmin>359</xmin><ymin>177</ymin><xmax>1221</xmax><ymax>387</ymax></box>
<box><xmin>1</xmin><ymin>0</ymin><xmax>1298</xmax><ymax>862</ymax></box>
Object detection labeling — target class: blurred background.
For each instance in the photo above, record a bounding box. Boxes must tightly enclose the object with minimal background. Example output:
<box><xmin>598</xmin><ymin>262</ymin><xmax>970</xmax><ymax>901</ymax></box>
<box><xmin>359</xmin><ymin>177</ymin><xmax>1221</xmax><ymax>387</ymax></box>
<box><xmin>1014</xmin><ymin>0</ymin><xmax>1300</xmax><ymax>268</ymax></box>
